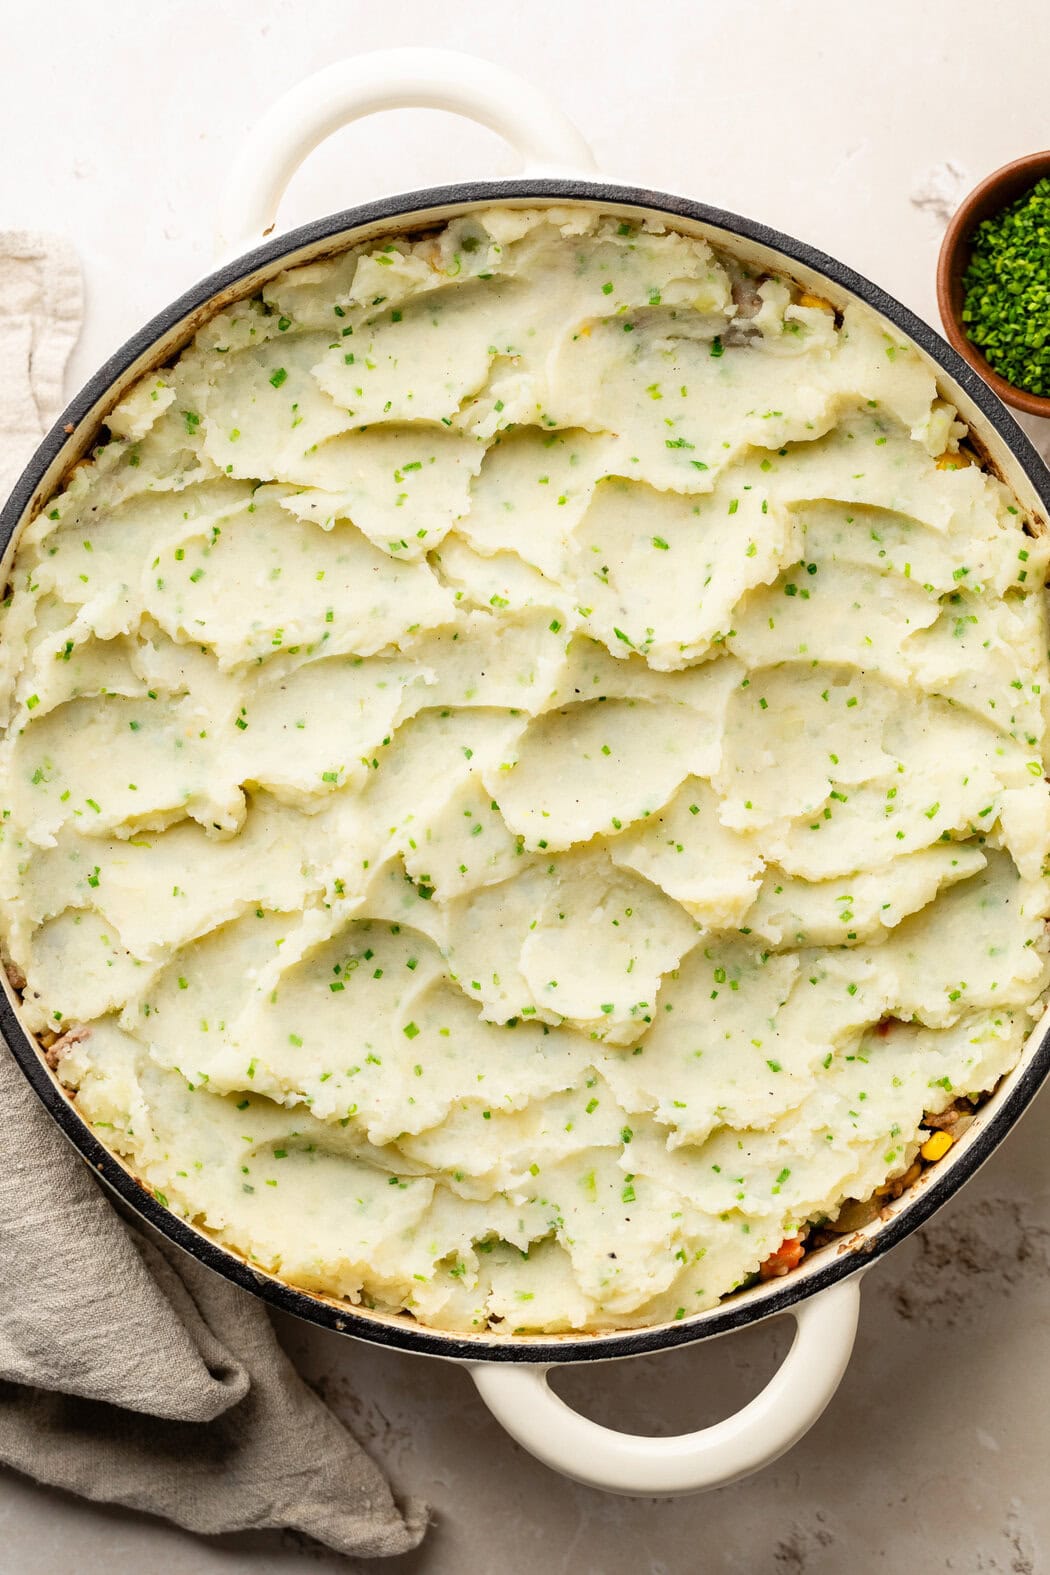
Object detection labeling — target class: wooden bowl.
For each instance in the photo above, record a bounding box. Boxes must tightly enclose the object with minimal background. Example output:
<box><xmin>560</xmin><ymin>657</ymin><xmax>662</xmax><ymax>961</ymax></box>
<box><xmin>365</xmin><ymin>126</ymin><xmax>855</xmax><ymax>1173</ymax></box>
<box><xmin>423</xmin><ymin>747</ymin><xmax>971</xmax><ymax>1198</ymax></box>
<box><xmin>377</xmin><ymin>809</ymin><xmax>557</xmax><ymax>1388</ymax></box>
<box><xmin>937</xmin><ymin>150</ymin><xmax>1050</xmax><ymax>418</ymax></box>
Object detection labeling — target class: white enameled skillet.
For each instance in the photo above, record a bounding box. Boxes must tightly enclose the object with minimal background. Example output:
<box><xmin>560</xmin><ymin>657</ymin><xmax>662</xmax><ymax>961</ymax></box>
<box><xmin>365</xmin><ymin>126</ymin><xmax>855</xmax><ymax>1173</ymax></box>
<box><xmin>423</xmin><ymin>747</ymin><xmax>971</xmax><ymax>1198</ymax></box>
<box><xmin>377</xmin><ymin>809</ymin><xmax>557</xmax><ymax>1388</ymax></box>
<box><xmin>4</xmin><ymin>48</ymin><xmax>1050</xmax><ymax>1497</ymax></box>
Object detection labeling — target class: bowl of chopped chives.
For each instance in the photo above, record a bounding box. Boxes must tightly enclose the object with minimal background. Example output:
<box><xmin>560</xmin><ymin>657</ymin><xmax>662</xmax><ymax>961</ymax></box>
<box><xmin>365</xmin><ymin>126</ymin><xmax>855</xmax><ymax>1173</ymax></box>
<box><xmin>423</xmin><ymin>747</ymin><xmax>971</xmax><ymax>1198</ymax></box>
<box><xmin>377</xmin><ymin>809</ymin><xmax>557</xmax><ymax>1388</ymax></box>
<box><xmin>937</xmin><ymin>149</ymin><xmax>1050</xmax><ymax>417</ymax></box>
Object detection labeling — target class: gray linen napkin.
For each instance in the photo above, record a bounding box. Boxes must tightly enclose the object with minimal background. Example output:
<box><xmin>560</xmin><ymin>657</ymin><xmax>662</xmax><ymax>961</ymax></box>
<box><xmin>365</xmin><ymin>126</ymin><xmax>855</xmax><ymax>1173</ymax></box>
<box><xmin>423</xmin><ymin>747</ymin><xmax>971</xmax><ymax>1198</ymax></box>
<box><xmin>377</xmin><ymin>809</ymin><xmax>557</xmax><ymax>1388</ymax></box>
<box><xmin>0</xmin><ymin>233</ymin><xmax>426</xmax><ymax>1559</ymax></box>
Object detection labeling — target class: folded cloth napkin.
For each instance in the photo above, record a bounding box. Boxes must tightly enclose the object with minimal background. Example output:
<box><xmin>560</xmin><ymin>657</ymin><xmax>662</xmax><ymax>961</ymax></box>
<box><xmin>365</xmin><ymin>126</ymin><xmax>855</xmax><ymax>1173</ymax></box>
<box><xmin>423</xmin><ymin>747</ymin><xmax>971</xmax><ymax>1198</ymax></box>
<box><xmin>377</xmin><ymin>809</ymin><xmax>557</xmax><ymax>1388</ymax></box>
<box><xmin>0</xmin><ymin>233</ymin><xmax>426</xmax><ymax>1559</ymax></box>
<box><xmin>0</xmin><ymin>233</ymin><xmax>82</xmax><ymax>499</ymax></box>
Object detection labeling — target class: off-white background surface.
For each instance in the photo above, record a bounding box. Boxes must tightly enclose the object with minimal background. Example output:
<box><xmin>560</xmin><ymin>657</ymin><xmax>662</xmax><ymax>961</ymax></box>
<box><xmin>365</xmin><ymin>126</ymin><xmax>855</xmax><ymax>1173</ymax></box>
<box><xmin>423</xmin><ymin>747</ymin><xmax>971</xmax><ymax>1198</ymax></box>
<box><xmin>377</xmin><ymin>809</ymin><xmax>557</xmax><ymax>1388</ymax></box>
<box><xmin>4</xmin><ymin>1</ymin><xmax>1050</xmax><ymax>1570</ymax></box>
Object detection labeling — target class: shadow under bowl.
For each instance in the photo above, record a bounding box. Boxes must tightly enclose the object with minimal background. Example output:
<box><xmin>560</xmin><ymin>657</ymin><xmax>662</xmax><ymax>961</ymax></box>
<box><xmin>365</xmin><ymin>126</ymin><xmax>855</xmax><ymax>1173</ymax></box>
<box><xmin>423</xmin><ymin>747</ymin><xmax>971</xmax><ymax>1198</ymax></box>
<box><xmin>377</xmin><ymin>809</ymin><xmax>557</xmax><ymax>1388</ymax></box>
<box><xmin>937</xmin><ymin>149</ymin><xmax>1050</xmax><ymax>419</ymax></box>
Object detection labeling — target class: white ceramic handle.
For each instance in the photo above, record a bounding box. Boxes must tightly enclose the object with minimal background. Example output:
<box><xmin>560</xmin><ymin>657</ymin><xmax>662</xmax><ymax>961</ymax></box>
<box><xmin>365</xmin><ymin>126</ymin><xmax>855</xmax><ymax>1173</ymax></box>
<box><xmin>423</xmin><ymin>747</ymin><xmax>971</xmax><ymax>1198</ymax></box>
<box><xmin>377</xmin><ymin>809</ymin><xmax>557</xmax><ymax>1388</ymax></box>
<box><xmin>215</xmin><ymin>47</ymin><xmax>597</xmax><ymax>262</ymax></box>
<box><xmin>470</xmin><ymin>1277</ymin><xmax>862</xmax><ymax>1496</ymax></box>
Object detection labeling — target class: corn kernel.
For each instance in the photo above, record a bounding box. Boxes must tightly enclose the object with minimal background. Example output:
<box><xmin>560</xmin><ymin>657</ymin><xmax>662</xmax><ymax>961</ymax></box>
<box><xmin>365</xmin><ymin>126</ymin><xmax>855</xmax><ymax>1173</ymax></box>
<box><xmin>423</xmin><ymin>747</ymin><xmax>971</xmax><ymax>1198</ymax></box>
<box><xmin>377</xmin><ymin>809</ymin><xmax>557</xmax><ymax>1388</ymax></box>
<box><xmin>577</xmin><ymin>324</ymin><xmax>592</xmax><ymax>339</ymax></box>
<box><xmin>798</xmin><ymin>291</ymin><xmax>834</xmax><ymax>312</ymax></box>
<box><xmin>936</xmin><ymin>451</ymin><xmax>970</xmax><ymax>470</ymax></box>
<box><xmin>920</xmin><ymin>1129</ymin><xmax>954</xmax><ymax>1162</ymax></box>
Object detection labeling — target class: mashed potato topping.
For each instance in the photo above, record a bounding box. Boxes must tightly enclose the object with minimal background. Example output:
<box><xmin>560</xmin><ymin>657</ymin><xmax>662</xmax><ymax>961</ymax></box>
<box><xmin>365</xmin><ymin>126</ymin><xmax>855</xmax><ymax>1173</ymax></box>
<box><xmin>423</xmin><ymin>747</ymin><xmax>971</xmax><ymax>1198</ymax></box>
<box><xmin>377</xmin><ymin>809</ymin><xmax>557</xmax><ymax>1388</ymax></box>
<box><xmin>2</xmin><ymin>207</ymin><xmax>1049</xmax><ymax>1332</ymax></box>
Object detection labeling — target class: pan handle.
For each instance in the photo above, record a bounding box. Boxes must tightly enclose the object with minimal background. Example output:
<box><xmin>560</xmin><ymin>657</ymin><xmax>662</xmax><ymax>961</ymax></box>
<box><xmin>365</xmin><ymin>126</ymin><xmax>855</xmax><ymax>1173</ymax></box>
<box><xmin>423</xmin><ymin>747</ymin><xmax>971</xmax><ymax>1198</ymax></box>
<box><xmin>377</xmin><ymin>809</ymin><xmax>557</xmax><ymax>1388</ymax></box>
<box><xmin>468</xmin><ymin>1276</ymin><xmax>862</xmax><ymax>1496</ymax></box>
<box><xmin>215</xmin><ymin>47</ymin><xmax>597</xmax><ymax>262</ymax></box>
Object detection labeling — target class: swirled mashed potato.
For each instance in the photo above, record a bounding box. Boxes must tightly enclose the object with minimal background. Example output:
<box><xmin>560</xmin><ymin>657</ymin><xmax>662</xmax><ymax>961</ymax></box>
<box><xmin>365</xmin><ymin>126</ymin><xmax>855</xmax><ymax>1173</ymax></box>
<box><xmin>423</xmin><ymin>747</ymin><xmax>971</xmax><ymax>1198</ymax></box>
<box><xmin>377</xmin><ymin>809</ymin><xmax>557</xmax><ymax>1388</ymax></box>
<box><xmin>2</xmin><ymin>207</ymin><xmax>1049</xmax><ymax>1333</ymax></box>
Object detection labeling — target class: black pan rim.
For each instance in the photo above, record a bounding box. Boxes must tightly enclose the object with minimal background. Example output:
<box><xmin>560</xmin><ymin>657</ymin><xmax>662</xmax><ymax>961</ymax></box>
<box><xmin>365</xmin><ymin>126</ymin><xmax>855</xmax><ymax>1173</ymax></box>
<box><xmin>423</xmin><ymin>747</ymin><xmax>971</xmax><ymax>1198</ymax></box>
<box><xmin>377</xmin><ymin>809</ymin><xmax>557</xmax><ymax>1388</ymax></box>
<box><xmin>3</xmin><ymin>175</ymin><xmax>1050</xmax><ymax>1367</ymax></box>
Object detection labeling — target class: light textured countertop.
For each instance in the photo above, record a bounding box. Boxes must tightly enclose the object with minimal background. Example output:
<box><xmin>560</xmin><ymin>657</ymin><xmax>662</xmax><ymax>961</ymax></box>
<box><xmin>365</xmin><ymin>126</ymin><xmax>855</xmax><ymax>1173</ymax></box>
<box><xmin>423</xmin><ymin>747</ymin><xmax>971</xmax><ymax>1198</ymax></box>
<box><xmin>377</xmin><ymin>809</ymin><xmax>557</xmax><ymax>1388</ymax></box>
<box><xmin>3</xmin><ymin>2</ymin><xmax>1050</xmax><ymax>1569</ymax></box>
